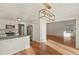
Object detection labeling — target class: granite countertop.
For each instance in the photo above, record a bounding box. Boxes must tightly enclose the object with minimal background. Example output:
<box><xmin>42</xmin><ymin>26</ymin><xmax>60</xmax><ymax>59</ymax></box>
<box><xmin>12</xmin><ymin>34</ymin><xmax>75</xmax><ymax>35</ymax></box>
<box><xmin>0</xmin><ymin>35</ymin><xmax>28</xmax><ymax>40</ymax></box>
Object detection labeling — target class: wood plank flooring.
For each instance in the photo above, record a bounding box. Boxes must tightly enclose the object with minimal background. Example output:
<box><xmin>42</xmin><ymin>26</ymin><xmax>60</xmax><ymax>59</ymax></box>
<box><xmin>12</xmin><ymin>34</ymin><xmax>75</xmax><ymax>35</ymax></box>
<box><xmin>47</xmin><ymin>35</ymin><xmax>75</xmax><ymax>48</ymax></box>
<box><xmin>30</xmin><ymin>41</ymin><xmax>62</xmax><ymax>55</ymax></box>
<box><xmin>15</xmin><ymin>35</ymin><xmax>78</xmax><ymax>55</ymax></box>
<box><xmin>45</xmin><ymin>39</ymin><xmax>79</xmax><ymax>55</ymax></box>
<box><xmin>15</xmin><ymin>41</ymin><xmax>62</xmax><ymax>55</ymax></box>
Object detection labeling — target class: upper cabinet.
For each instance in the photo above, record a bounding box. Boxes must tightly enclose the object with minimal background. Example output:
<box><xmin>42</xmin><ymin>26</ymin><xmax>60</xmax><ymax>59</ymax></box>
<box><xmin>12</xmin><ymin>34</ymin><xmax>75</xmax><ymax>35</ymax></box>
<box><xmin>0</xmin><ymin>19</ymin><xmax>19</xmax><ymax>30</ymax></box>
<box><xmin>0</xmin><ymin>20</ymin><xmax>6</xmax><ymax>29</ymax></box>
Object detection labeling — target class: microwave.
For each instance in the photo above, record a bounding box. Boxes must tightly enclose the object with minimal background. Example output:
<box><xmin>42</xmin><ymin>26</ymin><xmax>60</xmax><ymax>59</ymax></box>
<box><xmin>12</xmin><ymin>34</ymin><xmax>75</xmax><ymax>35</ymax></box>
<box><xmin>6</xmin><ymin>25</ymin><xmax>15</xmax><ymax>29</ymax></box>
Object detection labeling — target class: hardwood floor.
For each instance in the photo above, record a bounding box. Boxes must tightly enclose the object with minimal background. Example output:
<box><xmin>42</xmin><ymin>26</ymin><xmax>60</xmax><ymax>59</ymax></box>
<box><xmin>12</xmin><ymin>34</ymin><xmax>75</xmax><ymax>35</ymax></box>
<box><xmin>45</xmin><ymin>39</ymin><xmax>79</xmax><ymax>55</ymax></box>
<box><xmin>47</xmin><ymin>35</ymin><xmax>75</xmax><ymax>48</ymax></box>
<box><xmin>15</xmin><ymin>35</ymin><xmax>77</xmax><ymax>55</ymax></box>
<box><xmin>30</xmin><ymin>41</ymin><xmax>62</xmax><ymax>55</ymax></box>
<box><xmin>15</xmin><ymin>41</ymin><xmax>62</xmax><ymax>55</ymax></box>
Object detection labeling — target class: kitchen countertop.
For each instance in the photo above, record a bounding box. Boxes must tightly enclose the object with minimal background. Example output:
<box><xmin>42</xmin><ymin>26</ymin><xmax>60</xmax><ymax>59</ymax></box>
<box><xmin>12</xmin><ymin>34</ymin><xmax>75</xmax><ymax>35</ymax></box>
<box><xmin>0</xmin><ymin>35</ymin><xmax>29</xmax><ymax>40</ymax></box>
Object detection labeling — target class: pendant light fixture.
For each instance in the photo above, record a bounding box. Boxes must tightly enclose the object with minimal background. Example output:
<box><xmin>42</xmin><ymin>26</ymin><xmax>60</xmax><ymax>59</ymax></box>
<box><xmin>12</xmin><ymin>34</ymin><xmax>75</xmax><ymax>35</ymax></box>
<box><xmin>43</xmin><ymin>3</ymin><xmax>52</xmax><ymax>10</ymax></box>
<box><xmin>39</xmin><ymin>3</ymin><xmax>55</xmax><ymax>21</ymax></box>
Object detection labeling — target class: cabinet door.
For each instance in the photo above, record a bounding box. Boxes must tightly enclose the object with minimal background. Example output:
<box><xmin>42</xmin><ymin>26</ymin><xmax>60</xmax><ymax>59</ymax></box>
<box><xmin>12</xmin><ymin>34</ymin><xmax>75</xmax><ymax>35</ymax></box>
<box><xmin>15</xmin><ymin>23</ymin><xmax>18</xmax><ymax>29</ymax></box>
<box><xmin>0</xmin><ymin>20</ymin><xmax>5</xmax><ymax>29</ymax></box>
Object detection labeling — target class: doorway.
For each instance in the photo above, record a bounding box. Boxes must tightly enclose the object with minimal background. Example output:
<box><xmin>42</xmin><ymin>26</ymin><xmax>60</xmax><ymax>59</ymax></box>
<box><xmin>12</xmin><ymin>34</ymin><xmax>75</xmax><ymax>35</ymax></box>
<box><xmin>47</xmin><ymin>19</ymin><xmax>76</xmax><ymax>48</ymax></box>
<box><xmin>27</xmin><ymin>25</ymin><xmax>33</xmax><ymax>41</ymax></box>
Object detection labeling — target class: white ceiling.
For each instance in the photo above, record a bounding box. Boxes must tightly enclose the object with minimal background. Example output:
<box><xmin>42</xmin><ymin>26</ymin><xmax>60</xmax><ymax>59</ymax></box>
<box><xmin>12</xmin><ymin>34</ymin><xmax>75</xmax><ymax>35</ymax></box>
<box><xmin>0</xmin><ymin>3</ymin><xmax>42</xmax><ymax>21</ymax></box>
<box><xmin>0</xmin><ymin>3</ymin><xmax>79</xmax><ymax>22</ymax></box>
<box><xmin>50</xmin><ymin>3</ymin><xmax>79</xmax><ymax>20</ymax></box>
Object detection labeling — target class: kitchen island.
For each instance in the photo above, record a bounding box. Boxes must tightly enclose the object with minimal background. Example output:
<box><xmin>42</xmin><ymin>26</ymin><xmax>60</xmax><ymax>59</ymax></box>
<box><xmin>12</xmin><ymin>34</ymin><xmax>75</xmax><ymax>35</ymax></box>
<box><xmin>0</xmin><ymin>35</ymin><xmax>30</xmax><ymax>55</ymax></box>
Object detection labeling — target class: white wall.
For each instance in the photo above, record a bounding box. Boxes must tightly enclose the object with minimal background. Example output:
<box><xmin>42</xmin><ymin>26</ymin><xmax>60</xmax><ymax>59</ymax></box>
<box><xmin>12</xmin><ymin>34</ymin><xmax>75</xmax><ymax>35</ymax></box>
<box><xmin>25</xmin><ymin>19</ymin><xmax>47</xmax><ymax>42</ymax></box>
<box><xmin>47</xmin><ymin>19</ymin><xmax>76</xmax><ymax>36</ymax></box>
<box><xmin>25</xmin><ymin>20</ymin><xmax>40</xmax><ymax>42</ymax></box>
<box><xmin>76</xmin><ymin>18</ymin><xmax>79</xmax><ymax>48</ymax></box>
<box><xmin>33</xmin><ymin>21</ymin><xmax>40</xmax><ymax>42</ymax></box>
<box><xmin>40</xmin><ymin>19</ymin><xmax>47</xmax><ymax>42</ymax></box>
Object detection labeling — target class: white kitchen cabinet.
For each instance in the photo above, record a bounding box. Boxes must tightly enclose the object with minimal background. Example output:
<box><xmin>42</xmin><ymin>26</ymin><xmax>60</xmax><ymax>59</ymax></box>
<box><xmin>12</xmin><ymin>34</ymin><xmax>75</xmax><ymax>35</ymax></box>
<box><xmin>0</xmin><ymin>20</ymin><xmax>5</xmax><ymax>29</ymax></box>
<box><xmin>0</xmin><ymin>19</ymin><xmax>19</xmax><ymax>29</ymax></box>
<box><xmin>0</xmin><ymin>36</ymin><xmax>30</xmax><ymax>55</ymax></box>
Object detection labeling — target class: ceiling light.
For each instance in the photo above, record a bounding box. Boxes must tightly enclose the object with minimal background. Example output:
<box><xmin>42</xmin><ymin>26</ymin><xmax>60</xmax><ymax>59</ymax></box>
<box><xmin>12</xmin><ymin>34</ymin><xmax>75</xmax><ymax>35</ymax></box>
<box><xmin>17</xmin><ymin>18</ymin><xmax>22</xmax><ymax>21</ymax></box>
